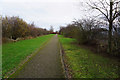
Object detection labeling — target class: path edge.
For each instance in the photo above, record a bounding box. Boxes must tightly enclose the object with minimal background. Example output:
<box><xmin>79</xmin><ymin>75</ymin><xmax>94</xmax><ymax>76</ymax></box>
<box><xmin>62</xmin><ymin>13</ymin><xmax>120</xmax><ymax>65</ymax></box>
<box><xmin>58</xmin><ymin>36</ymin><xmax>70</xmax><ymax>79</ymax></box>
<box><xmin>5</xmin><ymin>35</ymin><xmax>54</xmax><ymax>78</ymax></box>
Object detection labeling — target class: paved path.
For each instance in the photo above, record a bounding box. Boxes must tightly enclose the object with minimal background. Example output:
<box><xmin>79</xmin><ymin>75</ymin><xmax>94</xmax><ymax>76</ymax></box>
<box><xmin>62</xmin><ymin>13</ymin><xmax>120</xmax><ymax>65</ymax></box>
<box><xmin>14</xmin><ymin>35</ymin><xmax>64</xmax><ymax>78</ymax></box>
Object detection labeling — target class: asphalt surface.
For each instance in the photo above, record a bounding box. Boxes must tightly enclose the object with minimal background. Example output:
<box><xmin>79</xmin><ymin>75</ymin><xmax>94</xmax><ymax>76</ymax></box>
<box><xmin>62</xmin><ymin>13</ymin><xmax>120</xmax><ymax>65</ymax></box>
<box><xmin>14</xmin><ymin>34</ymin><xmax>64</xmax><ymax>78</ymax></box>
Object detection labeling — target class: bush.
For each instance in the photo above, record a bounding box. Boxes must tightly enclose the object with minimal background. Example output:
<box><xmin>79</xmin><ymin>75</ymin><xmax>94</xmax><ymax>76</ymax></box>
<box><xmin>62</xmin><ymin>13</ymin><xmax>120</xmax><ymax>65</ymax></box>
<box><xmin>2</xmin><ymin>16</ymin><xmax>49</xmax><ymax>42</ymax></box>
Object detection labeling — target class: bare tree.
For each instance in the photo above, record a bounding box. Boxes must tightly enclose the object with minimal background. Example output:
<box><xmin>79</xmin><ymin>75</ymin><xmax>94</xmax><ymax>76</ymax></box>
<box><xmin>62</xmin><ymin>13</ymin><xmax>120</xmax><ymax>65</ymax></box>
<box><xmin>50</xmin><ymin>26</ymin><xmax>54</xmax><ymax>33</ymax></box>
<box><xmin>87</xmin><ymin>0</ymin><xmax>120</xmax><ymax>53</ymax></box>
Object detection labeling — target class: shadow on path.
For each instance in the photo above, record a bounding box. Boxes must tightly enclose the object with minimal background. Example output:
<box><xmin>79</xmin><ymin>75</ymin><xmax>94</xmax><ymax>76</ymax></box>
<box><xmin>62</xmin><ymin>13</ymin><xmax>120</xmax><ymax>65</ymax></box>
<box><xmin>14</xmin><ymin>35</ymin><xmax>64</xmax><ymax>78</ymax></box>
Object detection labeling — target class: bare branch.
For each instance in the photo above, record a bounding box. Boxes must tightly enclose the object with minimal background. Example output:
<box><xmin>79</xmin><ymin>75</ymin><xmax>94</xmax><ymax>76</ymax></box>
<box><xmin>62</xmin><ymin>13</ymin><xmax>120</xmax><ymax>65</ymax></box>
<box><xmin>105</xmin><ymin>0</ymin><xmax>110</xmax><ymax>6</ymax></box>
<box><xmin>112</xmin><ymin>1</ymin><xmax>120</xmax><ymax>21</ymax></box>
<box><xmin>113</xmin><ymin>11</ymin><xmax>120</xmax><ymax>21</ymax></box>
<box><xmin>87</xmin><ymin>0</ymin><xmax>110</xmax><ymax>22</ymax></box>
<box><xmin>99</xmin><ymin>0</ymin><xmax>109</xmax><ymax>20</ymax></box>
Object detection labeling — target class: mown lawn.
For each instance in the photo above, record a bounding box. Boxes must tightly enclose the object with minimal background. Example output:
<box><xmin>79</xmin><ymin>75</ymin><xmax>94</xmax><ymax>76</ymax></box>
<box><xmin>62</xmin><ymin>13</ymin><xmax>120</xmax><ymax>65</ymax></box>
<box><xmin>2</xmin><ymin>34</ymin><xmax>54</xmax><ymax>78</ymax></box>
<box><xmin>0</xmin><ymin>45</ymin><xmax>2</xmax><ymax>78</ymax></box>
<box><xmin>59</xmin><ymin>35</ymin><xmax>120</xmax><ymax>78</ymax></box>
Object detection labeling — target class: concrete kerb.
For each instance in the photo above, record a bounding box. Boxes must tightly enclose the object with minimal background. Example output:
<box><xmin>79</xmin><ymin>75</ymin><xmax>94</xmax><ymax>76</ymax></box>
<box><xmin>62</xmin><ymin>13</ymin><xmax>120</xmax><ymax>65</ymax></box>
<box><xmin>58</xmin><ymin>37</ymin><xmax>69</xmax><ymax>79</ymax></box>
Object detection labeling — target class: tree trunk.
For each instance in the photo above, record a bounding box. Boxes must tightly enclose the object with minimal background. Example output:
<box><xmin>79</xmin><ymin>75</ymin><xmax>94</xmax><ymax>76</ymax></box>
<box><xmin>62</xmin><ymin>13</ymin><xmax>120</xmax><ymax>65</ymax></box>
<box><xmin>108</xmin><ymin>21</ymin><xmax>113</xmax><ymax>54</ymax></box>
<box><xmin>108</xmin><ymin>1</ymin><xmax>113</xmax><ymax>54</ymax></box>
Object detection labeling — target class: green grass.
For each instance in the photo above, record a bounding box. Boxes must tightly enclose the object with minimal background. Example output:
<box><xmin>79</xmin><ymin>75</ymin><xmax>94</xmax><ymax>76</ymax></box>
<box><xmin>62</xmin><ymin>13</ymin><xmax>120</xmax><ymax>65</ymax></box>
<box><xmin>0</xmin><ymin>45</ymin><xmax>2</xmax><ymax>78</ymax></box>
<box><xmin>59</xmin><ymin>35</ymin><xmax>120</xmax><ymax>78</ymax></box>
<box><xmin>2</xmin><ymin>34</ymin><xmax>54</xmax><ymax>77</ymax></box>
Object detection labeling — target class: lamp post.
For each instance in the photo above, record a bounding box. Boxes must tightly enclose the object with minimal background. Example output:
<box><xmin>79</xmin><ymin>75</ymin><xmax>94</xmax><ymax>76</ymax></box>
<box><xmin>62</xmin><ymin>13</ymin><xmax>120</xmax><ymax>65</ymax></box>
<box><xmin>108</xmin><ymin>0</ymin><xmax>113</xmax><ymax>53</ymax></box>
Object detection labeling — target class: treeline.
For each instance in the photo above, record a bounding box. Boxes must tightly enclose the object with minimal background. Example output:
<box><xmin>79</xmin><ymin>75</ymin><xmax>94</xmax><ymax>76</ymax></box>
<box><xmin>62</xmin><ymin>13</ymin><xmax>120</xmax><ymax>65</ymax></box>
<box><xmin>2</xmin><ymin>16</ymin><xmax>50</xmax><ymax>42</ymax></box>
<box><xmin>59</xmin><ymin>18</ymin><xmax>120</xmax><ymax>56</ymax></box>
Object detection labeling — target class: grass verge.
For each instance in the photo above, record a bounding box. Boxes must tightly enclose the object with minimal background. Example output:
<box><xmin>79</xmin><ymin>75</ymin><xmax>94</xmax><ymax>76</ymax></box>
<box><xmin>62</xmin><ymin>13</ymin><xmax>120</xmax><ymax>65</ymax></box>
<box><xmin>0</xmin><ymin>45</ymin><xmax>2</xmax><ymax>78</ymax></box>
<box><xmin>59</xmin><ymin>35</ymin><xmax>120</xmax><ymax>78</ymax></box>
<box><xmin>2</xmin><ymin>34</ymin><xmax>54</xmax><ymax>78</ymax></box>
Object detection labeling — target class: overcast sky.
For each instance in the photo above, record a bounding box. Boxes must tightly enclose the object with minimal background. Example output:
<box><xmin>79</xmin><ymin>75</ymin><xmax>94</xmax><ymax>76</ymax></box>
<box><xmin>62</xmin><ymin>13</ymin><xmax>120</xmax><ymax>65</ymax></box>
<box><xmin>0</xmin><ymin>0</ymin><xmax>94</xmax><ymax>31</ymax></box>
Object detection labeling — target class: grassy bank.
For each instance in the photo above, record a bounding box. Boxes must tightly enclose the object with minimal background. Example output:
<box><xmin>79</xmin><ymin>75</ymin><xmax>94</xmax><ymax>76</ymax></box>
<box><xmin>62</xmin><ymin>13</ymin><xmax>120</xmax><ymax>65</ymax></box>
<box><xmin>2</xmin><ymin>34</ymin><xmax>54</xmax><ymax>77</ymax></box>
<box><xmin>59</xmin><ymin>35</ymin><xmax>120</xmax><ymax>78</ymax></box>
<box><xmin>0</xmin><ymin>45</ymin><xmax>2</xmax><ymax>78</ymax></box>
